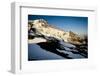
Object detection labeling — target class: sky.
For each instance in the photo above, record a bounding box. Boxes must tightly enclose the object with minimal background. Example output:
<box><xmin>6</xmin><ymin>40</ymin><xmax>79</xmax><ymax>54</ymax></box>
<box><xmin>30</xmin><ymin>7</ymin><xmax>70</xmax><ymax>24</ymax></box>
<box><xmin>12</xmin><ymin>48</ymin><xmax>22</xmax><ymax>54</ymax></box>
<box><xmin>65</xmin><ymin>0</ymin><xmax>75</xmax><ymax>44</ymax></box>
<box><xmin>28</xmin><ymin>15</ymin><xmax>88</xmax><ymax>35</ymax></box>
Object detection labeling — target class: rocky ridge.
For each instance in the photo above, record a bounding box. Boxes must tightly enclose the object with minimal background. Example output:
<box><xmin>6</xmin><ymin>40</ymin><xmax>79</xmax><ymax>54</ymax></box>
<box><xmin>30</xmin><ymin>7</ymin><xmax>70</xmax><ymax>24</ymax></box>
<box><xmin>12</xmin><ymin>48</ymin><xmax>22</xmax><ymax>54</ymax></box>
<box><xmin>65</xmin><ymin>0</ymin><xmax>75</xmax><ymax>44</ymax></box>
<box><xmin>28</xmin><ymin>19</ymin><xmax>85</xmax><ymax>45</ymax></box>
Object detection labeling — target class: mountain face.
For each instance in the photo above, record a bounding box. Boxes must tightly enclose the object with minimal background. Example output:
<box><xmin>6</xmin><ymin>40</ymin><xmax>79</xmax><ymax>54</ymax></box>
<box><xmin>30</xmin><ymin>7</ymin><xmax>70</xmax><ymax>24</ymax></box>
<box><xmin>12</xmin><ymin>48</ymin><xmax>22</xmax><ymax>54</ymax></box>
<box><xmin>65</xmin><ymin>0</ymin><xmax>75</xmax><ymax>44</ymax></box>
<box><xmin>28</xmin><ymin>19</ymin><xmax>69</xmax><ymax>42</ymax></box>
<box><xmin>28</xmin><ymin>19</ymin><xmax>88</xmax><ymax>60</ymax></box>
<box><xmin>28</xmin><ymin>19</ymin><xmax>83</xmax><ymax>45</ymax></box>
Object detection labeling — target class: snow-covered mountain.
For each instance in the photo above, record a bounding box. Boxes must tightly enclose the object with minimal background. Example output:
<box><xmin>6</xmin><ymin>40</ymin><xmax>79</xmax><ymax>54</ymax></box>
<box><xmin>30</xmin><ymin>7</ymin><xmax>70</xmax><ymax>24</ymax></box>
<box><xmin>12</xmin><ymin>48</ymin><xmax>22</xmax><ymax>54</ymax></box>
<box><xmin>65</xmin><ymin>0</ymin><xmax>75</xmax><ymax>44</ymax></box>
<box><xmin>28</xmin><ymin>19</ymin><xmax>83</xmax><ymax>45</ymax></box>
<box><xmin>28</xmin><ymin>19</ymin><xmax>88</xmax><ymax>60</ymax></box>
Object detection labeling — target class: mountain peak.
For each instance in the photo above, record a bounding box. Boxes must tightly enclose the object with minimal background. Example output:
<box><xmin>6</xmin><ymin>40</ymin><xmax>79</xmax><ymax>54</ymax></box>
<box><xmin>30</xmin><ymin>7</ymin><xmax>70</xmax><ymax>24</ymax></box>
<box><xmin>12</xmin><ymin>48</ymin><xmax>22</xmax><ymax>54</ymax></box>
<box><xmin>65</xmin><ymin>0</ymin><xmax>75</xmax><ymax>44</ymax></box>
<box><xmin>33</xmin><ymin>19</ymin><xmax>48</xmax><ymax>24</ymax></box>
<box><xmin>28</xmin><ymin>19</ymin><xmax>83</xmax><ymax>44</ymax></box>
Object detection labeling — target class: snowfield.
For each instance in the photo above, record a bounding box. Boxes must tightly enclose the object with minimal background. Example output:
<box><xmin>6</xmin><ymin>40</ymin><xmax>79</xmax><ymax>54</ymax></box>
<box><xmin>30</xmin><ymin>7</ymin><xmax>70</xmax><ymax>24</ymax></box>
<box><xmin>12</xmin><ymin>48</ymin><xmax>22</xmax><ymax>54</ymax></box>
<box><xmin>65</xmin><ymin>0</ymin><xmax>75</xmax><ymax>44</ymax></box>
<box><xmin>28</xmin><ymin>38</ymin><xmax>47</xmax><ymax>44</ymax></box>
<box><xmin>28</xmin><ymin>39</ymin><xmax>87</xmax><ymax>60</ymax></box>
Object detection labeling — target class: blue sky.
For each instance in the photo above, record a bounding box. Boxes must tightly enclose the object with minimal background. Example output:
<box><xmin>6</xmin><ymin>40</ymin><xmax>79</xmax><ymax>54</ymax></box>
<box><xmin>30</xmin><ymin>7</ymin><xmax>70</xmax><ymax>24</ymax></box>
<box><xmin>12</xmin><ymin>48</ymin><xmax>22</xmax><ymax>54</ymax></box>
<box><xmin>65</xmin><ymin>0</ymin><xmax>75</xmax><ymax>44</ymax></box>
<box><xmin>28</xmin><ymin>15</ymin><xmax>88</xmax><ymax>35</ymax></box>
